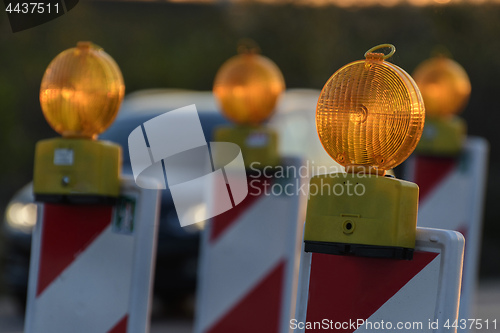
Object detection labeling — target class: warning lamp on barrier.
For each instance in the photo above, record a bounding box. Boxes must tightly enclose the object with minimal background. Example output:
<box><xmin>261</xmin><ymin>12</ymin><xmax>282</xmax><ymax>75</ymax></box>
<box><xmin>413</xmin><ymin>55</ymin><xmax>471</xmax><ymax>155</ymax></box>
<box><xmin>33</xmin><ymin>42</ymin><xmax>125</xmax><ymax>203</ymax></box>
<box><xmin>304</xmin><ymin>44</ymin><xmax>425</xmax><ymax>260</ymax></box>
<box><xmin>213</xmin><ymin>40</ymin><xmax>285</xmax><ymax>168</ymax></box>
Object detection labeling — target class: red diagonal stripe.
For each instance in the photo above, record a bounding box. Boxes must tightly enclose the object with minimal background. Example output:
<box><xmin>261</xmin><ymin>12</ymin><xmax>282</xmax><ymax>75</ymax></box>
<box><xmin>108</xmin><ymin>315</ymin><xmax>128</xmax><ymax>333</ymax></box>
<box><xmin>306</xmin><ymin>251</ymin><xmax>439</xmax><ymax>333</ymax></box>
<box><xmin>414</xmin><ymin>156</ymin><xmax>457</xmax><ymax>202</ymax></box>
<box><xmin>207</xmin><ymin>260</ymin><xmax>285</xmax><ymax>333</ymax></box>
<box><xmin>36</xmin><ymin>204</ymin><xmax>113</xmax><ymax>296</ymax></box>
<box><xmin>210</xmin><ymin>176</ymin><xmax>270</xmax><ymax>243</ymax></box>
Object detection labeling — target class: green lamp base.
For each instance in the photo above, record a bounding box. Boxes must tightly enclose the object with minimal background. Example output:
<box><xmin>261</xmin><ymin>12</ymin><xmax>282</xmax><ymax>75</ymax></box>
<box><xmin>33</xmin><ymin>137</ymin><xmax>121</xmax><ymax>204</ymax></box>
<box><xmin>303</xmin><ymin>172</ymin><xmax>418</xmax><ymax>260</ymax></box>
<box><xmin>213</xmin><ymin>125</ymin><xmax>280</xmax><ymax>169</ymax></box>
<box><xmin>415</xmin><ymin>116</ymin><xmax>466</xmax><ymax>156</ymax></box>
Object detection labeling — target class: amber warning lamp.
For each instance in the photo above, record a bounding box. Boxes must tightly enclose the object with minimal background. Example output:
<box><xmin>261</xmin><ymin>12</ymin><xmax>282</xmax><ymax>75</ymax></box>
<box><xmin>413</xmin><ymin>55</ymin><xmax>471</xmax><ymax>155</ymax></box>
<box><xmin>33</xmin><ymin>42</ymin><xmax>125</xmax><ymax>203</ymax></box>
<box><xmin>213</xmin><ymin>41</ymin><xmax>285</xmax><ymax>168</ymax></box>
<box><xmin>304</xmin><ymin>44</ymin><xmax>425</xmax><ymax>260</ymax></box>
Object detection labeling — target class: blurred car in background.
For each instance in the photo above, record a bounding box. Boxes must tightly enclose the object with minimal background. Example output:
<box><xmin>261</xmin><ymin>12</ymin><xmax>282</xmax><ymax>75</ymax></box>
<box><xmin>2</xmin><ymin>88</ymin><xmax>334</xmax><ymax>310</ymax></box>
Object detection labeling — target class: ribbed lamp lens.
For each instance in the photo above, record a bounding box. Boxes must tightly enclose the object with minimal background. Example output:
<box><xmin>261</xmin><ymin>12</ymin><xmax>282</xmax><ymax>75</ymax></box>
<box><xmin>213</xmin><ymin>51</ymin><xmax>285</xmax><ymax>125</ymax></box>
<box><xmin>40</xmin><ymin>42</ymin><xmax>125</xmax><ymax>139</ymax></box>
<box><xmin>413</xmin><ymin>56</ymin><xmax>471</xmax><ymax>118</ymax></box>
<box><xmin>316</xmin><ymin>45</ymin><xmax>425</xmax><ymax>173</ymax></box>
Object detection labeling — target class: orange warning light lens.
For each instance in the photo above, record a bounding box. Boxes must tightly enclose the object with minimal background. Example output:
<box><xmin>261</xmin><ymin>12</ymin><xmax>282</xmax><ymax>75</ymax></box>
<box><xmin>40</xmin><ymin>42</ymin><xmax>125</xmax><ymax>139</ymax></box>
<box><xmin>213</xmin><ymin>48</ymin><xmax>285</xmax><ymax>125</ymax></box>
<box><xmin>316</xmin><ymin>44</ymin><xmax>425</xmax><ymax>173</ymax></box>
<box><xmin>413</xmin><ymin>56</ymin><xmax>471</xmax><ymax>118</ymax></box>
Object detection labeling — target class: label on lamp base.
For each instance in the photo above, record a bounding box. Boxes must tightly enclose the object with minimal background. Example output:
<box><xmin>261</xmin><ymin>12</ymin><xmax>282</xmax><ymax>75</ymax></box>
<box><xmin>54</xmin><ymin>148</ymin><xmax>74</xmax><ymax>166</ymax></box>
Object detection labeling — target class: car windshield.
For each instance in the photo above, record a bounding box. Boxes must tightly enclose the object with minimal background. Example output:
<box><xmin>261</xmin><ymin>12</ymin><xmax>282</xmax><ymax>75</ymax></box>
<box><xmin>100</xmin><ymin>109</ymin><xmax>230</xmax><ymax>179</ymax></box>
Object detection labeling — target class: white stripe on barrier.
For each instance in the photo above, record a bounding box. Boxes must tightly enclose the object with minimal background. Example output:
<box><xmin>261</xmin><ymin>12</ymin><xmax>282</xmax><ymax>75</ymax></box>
<box><xmin>418</xmin><ymin>168</ymin><xmax>469</xmax><ymax>231</ymax></box>
<box><xmin>195</xmin><ymin>157</ymin><xmax>306</xmax><ymax>333</ymax></box>
<box><xmin>407</xmin><ymin>137</ymin><xmax>489</xmax><ymax>328</ymax></box>
<box><xmin>355</xmin><ymin>255</ymin><xmax>440</xmax><ymax>333</ymax></box>
<box><xmin>25</xmin><ymin>177</ymin><xmax>160</xmax><ymax>333</ymax></box>
<box><xmin>32</xmin><ymin>225</ymin><xmax>134</xmax><ymax>332</ymax></box>
<box><xmin>295</xmin><ymin>227</ymin><xmax>464</xmax><ymax>333</ymax></box>
<box><xmin>198</xmin><ymin>191</ymin><xmax>293</xmax><ymax>330</ymax></box>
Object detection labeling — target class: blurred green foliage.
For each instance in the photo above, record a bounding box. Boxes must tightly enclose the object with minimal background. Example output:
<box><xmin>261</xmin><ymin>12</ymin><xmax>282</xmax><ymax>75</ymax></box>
<box><xmin>1</xmin><ymin>1</ymin><xmax>500</xmax><ymax>275</ymax></box>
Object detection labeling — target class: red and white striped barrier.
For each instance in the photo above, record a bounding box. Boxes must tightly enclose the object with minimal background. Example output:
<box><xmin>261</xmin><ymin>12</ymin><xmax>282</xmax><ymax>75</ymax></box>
<box><xmin>295</xmin><ymin>227</ymin><xmax>465</xmax><ymax>333</ymax></box>
<box><xmin>405</xmin><ymin>137</ymin><xmax>488</xmax><ymax>326</ymax></box>
<box><xmin>195</xmin><ymin>157</ymin><xmax>307</xmax><ymax>333</ymax></box>
<box><xmin>25</xmin><ymin>177</ymin><xmax>160</xmax><ymax>333</ymax></box>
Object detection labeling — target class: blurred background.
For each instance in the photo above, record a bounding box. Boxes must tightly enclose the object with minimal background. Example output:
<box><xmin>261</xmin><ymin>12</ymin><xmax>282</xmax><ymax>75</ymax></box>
<box><xmin>0</xmin><ymin>0</ymin><xmax>499</xmax><ymax>326</ymax></box>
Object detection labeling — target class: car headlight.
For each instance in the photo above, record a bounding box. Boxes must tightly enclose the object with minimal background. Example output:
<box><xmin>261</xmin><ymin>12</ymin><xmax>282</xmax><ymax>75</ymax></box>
<box><xmin>5</xmin><ymin>202</ymin><xmax>38</xmax><ymax>234</ymax></box>
<box><xmin>182</xmin><ymin>203</ymin><xmax>207</xmax><ymax>233</ymax></box>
